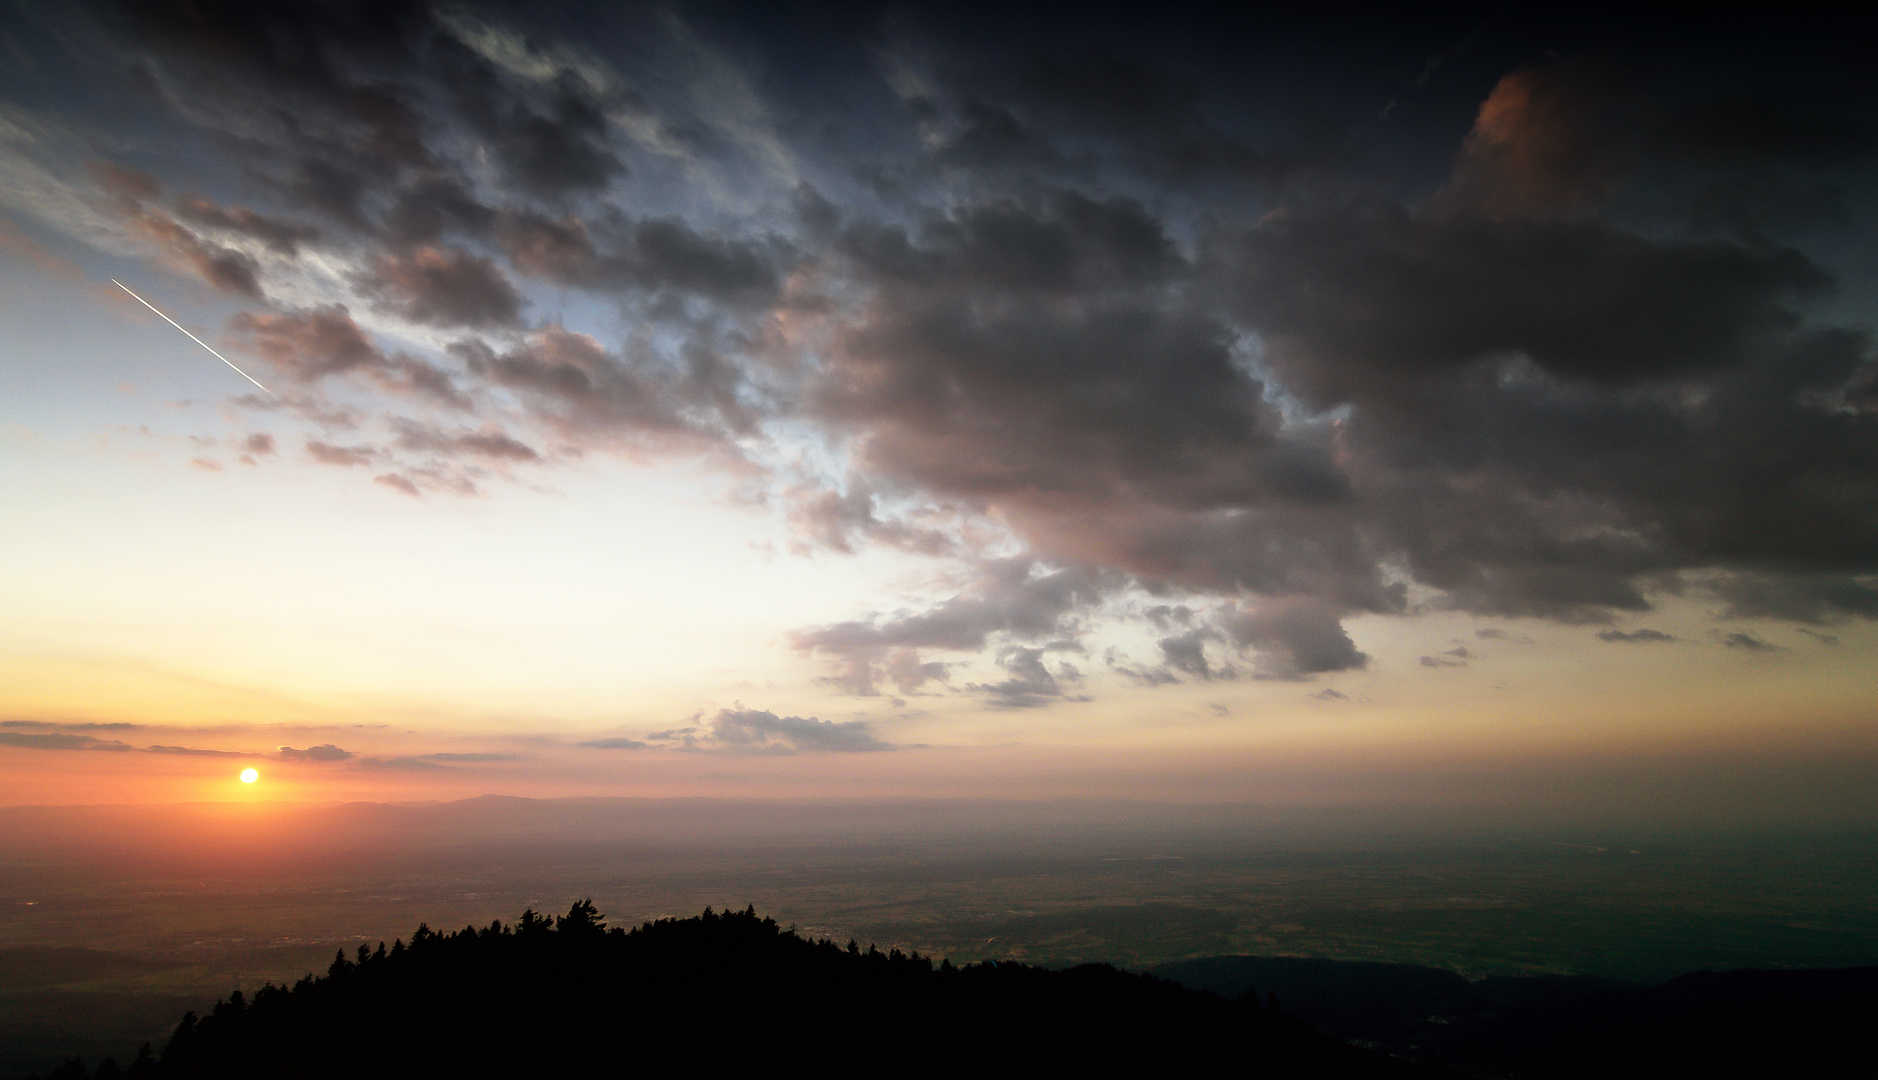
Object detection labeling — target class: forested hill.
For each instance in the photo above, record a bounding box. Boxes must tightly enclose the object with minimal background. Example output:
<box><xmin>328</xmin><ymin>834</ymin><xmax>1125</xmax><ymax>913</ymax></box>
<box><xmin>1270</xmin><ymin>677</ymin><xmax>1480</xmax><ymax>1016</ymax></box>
<box><xmin>30</xmin><ymin>903</ymin><xmax>1445</xmax><ymax>1079</ymax></box>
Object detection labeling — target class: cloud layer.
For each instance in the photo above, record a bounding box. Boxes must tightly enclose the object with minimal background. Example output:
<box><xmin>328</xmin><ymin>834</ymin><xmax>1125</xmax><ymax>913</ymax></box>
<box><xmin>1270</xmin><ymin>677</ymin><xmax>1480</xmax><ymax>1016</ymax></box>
<box><xmin>5</xmin><ymin>2</ymin><xmax>1874</xmax><ymax>706</ymax></box>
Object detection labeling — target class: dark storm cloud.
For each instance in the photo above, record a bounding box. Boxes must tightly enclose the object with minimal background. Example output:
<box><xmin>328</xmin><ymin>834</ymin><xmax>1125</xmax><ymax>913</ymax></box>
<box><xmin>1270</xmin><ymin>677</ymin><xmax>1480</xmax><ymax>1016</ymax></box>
<box><xmin>438</xmin><ymin>42</ymin><xmax>627</xmax><ymax>199</ymax></box>
<box><xmin>1712</xmin><ymin>572</ymin><xmax>1878</xmax><ymax>625</ymax></box>
<box><xmin>358</xmin><ymin>245</ymin><xmax>525</xmax><ymax>329</ymax></box>
<box><xmin>1003</xmin><ymin>46</ymin><xmax>1277</xmax><ymax>182</ymax></box>
<box><xmin>495</xmin><ymin>211</ymin><xmax>784</xmax><ymax>304</ymax></box>
<box><xmin>1657</xmin><ymin>83</ymin><xmax>1878</xmax><ymax>170</ymax></box>
<box><xmin>382</xmin><ymin>175</ymin><xmax>498</xmax><ymax>244</ymax></box>
<box><xmin>813</xmin><ymin>192</ymin><xmax>1395</xmax><ymax>607</ymax></box>
<box><xmin>492</xmin><ymin>91</ymin><xmax>624</xmax><ymax>198</ymax></box>
<box><xmin>1215</xmin><ymin>206</ymin><xmax>1828</xmax><ymax>394</ymax></box>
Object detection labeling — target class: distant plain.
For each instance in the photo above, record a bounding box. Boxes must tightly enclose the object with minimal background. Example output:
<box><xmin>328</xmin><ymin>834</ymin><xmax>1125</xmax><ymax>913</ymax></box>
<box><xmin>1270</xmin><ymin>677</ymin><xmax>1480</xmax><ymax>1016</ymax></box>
<box><xmin>3</xmin><ymin>799</ymin><xmax>1874</xmax><ymax>1075</ymax></box>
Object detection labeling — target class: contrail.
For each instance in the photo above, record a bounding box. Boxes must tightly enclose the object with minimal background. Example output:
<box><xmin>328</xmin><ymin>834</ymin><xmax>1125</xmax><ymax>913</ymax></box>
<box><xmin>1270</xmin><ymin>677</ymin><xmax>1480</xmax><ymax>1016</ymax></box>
<box><xmin>111</xmin><ymin>278</ymin><xmax>276</xmax><ymax>398</ymax></box>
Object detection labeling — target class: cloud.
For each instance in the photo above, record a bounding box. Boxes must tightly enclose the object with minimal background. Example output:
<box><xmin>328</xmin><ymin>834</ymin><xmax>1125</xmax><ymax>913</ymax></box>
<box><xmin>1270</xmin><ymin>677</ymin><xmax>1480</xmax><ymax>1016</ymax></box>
<box><xmin>0</xmin><ymin>723</ymin><xmax>241</xmax><ymax>756</ymax></box>
<box><xmin>174</xmin><ymin>194</ymin><xmax>320</xmax><ymax>255</ymax></box>
<box><xmin>145</xmin><ymin>744</ymin><xmax>244</xmax><ymax>756</ymax></box>
<box><xmin>1005</xmin><ymin>46</ymin><xmax>1276</xmax><ymax>182</ymax></box>
<box><xmin>93</xmin><ymin>164</ymin><xmax>271</xmax><ymax>298</ymax></box>
<box><xmin>306</xmin><ymin>441</ymin><xmax>376</xmax><ymax>467</ymax></box>
<box><xmin>0</xmin><ymin>732</ymin><xmax>133</xmax><ymax>751</ymax></box>
<box><xmin>966</xmin><ymin>646</ymin><xmax>1085</xmax><ymax>709</ymax></box>
<box><xmin>449</xmin><ymin>326</ymin><xmax>752</xmax><ymax>451</ymax></box>
<box><xmin>1795</xmin><ymin>628</ymin><xmax>1841</xmax><ymax>646</ymax></box>
<box><xmin>358</xmin><ymin>244</ymin><xmax>525</xmax><ymax>329</ymax></box>
<box><xmin>791</xmin><ymin>557</ymin><xmax>1109</xmax><ymax>695</ymax></box>
<box><xmin>1310</xmin><ymin>688</ymin><xmax>1349</xmax><ymax>701</ymax></box>
<box><xmin>391</xmin><ymin>419</ymin><xmax>539</xmax><ymax>462</ymax></box>
<box><xmin>707</xmin><ymin>708</ymin><xmax>891</xmax><ymax>753</ymax></box>
<box><xmin>1</xmin><ymin>720</ymin><xmax>141</xmax><ymax>731</ymax></box>
<box><xmin>227</xmin><ymin>307</ymin><xmax>470</xmax><ymax>407</ymax></box>
<box><xmin>1419</xmin><ymin>647</ymin><xmax>1470</xmax><ymax>668</ymax></box>
<box><xmin>1476</xmin><ymin>628</ymin><xmax>1537</xmax><ymax>643</ymax></box>
<box><xmin>374</xmin><ymin>472</ymin><xmax>420</xmax><ymax>495</ymax></box>
<box><xmin>1157</xmin><ymin>629</ymin><xmax>1223</xmax><ymax>680</ymax></box>
<box><xmin>356</xmin><ymin>756</ymin><xmax>446</xmax><ymax>770</ymax></box>
<box><xmin>1436</xmin><ymin>59</ymin><xmax>1632</xmax><ymax>221</ymax></box>
<box><xmin>1713</xmin><ymin>573</ymin><xmax>1878</xmax><ymax>625</ymax></box>
<box><xmin>419</xmin><ymin>752</ymin><xmax>523</xmax><ymax>761</ymax></box>
<box><xmin>785</xmin><ymin>481</ymin><xmax>954</xmax><ymax>557</ymax></box>
<box><xmin>1722</xmin><ymin>632</ymin><xmax>1782</xmax><ymax>652</ymax></box>
<box><xmin>496</xmin><ymin>211</ymin><xmax>784</xmax><ymax>304</ymax></box>
<box><xmin>1223</xmin><ymin>600</ymin><xmax>1369</xmax><ymax>676</ymax></box>
<box><xmin>276</xmin><ymin>743</ymin><xmax>354</xmax><ymax>762</ymax></box>
<box><xmin>577</xmin><ymin>737</ymin><xmax>649</xmax><ymax>750</ymax></box>
<box><xmin>13</xmin><ymin>2</ymin><xmax>1874</xmax><ymax>714</ymax></box>
<box><xmin>1597</xmin><ymin>628</ymin><xmax>1677</xmax><ymax>643</ymax></box>
<box><xmin>1218</xmin><ymin>205</ymin><xmax>1827</xmax><ymax>398</ymax></box>
<box><xmin>450</xmin><ymin>69</ymin><xmax>627</xmax><ymax>198</ymax></box>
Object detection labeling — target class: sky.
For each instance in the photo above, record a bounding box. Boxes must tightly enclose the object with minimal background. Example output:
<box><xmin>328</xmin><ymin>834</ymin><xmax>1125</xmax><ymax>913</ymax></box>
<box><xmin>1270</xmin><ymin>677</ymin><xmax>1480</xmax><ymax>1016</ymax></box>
<box><xmin>1</xmin><ymin>0</ymin><xmax>1874</xmax><ymax>810</ymax></box>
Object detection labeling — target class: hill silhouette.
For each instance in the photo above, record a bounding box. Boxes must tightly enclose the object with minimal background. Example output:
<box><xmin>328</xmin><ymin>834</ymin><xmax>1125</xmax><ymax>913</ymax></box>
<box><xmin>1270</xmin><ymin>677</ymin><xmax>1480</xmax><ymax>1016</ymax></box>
<box><xmin>27</xmin><ymin>903</ymin><xmax>1445</xmax><ymax>1079</ymax></box>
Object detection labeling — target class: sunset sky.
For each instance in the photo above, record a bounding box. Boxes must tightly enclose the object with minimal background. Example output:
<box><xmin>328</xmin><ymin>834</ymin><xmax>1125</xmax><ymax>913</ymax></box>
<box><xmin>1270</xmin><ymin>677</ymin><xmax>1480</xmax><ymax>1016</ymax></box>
<box><xmin>2</xmin><ymin>1</ymin><xmax>1873</xmax><ymax>808</ymax></box>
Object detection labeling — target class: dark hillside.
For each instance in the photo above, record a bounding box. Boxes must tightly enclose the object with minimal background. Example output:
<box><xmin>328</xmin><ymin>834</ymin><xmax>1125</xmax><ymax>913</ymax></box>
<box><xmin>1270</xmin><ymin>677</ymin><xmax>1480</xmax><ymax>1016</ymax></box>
<box><xmin>1152</xmin><ymin>955</ymin><xmax>1630</xmax><ymax>1040</ymax></box>
<box><xmin>28</xmin><ymin>905</ymin><xmax>1445</xmax><ymax>1079</ymax></box>
<box><xmin>1154</xmin><ymin>954</ymin><xmax>1876</xmax><ymax>1077</ymax></box>
<box><xmin>1436</xmin><ymin>966</ymin><xmax>1878</xmax><ymax>1079</ymax></box>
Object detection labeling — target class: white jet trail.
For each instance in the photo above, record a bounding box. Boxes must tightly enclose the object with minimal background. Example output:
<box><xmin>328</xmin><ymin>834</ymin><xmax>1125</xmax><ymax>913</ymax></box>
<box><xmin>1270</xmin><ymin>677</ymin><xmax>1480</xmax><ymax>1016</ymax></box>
<box><xmin>111</xmin><ymin>278</ymin><xmax>277</xmax><ymax>398</ymax></box>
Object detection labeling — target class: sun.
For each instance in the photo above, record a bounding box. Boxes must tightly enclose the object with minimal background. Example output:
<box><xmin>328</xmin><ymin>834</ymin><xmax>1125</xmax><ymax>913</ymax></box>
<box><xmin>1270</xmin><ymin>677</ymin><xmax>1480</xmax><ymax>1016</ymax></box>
<box><xmin>240</xmin><ymin>768</ymin><xmax>259</xmax><ymax>784</ymax></box>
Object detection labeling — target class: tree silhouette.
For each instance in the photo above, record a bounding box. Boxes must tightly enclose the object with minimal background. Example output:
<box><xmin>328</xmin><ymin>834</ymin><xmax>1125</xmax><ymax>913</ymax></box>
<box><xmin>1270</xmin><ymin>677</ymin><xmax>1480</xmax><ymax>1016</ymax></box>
<box><xmin>26</xmin><ymin>902</ymin><xmax>1446</xmax><ymax>1079</ymax></box>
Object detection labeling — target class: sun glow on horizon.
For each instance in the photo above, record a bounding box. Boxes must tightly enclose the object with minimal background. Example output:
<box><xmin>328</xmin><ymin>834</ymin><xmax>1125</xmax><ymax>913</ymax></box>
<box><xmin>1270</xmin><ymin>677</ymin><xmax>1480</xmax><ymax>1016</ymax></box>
<box><xmin>240</xmin><ymin>768</ymin><xmax>259</xmax><ymax>784</ymax></box>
